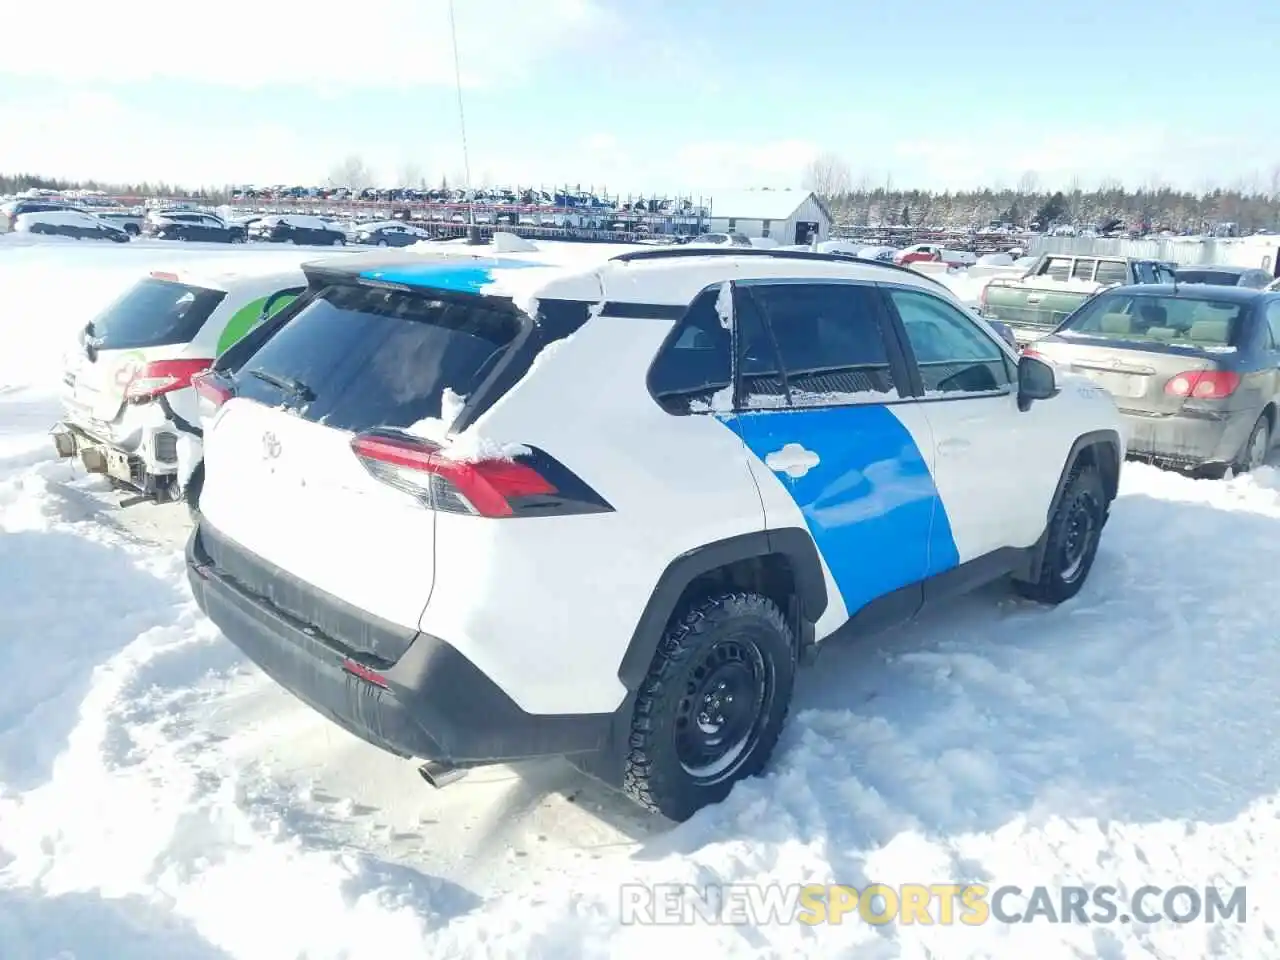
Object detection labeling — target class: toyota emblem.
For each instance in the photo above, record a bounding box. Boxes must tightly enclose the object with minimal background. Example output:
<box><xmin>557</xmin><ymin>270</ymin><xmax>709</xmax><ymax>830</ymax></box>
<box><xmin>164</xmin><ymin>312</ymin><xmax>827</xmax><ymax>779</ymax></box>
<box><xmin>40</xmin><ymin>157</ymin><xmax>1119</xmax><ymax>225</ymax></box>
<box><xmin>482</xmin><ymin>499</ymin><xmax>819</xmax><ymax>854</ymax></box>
<box><xmin>262</xmin><ymin>431</ymin><xmax>281</xmax><ymax>459</ymax></box>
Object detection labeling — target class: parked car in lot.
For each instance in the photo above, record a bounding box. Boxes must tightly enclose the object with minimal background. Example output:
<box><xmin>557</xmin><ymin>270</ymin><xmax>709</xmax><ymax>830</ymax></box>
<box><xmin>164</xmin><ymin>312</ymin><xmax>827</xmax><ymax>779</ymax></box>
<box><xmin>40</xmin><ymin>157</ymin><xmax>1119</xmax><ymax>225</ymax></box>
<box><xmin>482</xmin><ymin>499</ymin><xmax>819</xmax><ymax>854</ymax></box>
<box><xmin>91</xmin><ymin>210</ymin><xmax>146</xmax><ymax>236</ymax></box>
<box><xmin>1174</xmin><ymin>264</ymin><xmax>1275</xmax><ymax>289</ymax></box>
<box><xmin>248</xmin><ymin>214</ymin><xmax>347</xmax><ymax>245</ymax></box>
<box><xmin>185</xmin><ymin>246</ymin><xmax>1123</xmax><ymax>821</ymax></box>
<box><xmin>1026</xmin><ymin>283</ymin><xmax>1280</xmax><ymax>475</ymax></box>
<box><xmin>52</xmin><ymin>267</ymin><xmax>305</xmax><ymax>504</ymax></box>
<box><xmin>353</xmin><ymin>221</ymin><xmax>431</xmax><ymax>247</ymax></box>
<box><xmin>981</xmin><ymin>254</ymin><xmax>1178</xmax><ymax>344</ymax></box>
<box><xmin>12</xmin><ymin>209</ymin><xmax>131</xmax><ymax>242</ymax></box>
<box><xmin>0</xmin><ymin>197</ymin><xmax>79</xmax><ymax>232</ymax></box>
<box><xmin>686</xmin><ymin>231</ymin><xmax>753</xmax><ymax>247</ymax></box>
<box><xmin>143</xmin><ymin>210</ymin><xmax>248</xmax><ymax>243</ymax></box>
<box><xmin>894</xmin><ymin>244</ymin><xmax>977</xmax><ymax>268</ymax></box>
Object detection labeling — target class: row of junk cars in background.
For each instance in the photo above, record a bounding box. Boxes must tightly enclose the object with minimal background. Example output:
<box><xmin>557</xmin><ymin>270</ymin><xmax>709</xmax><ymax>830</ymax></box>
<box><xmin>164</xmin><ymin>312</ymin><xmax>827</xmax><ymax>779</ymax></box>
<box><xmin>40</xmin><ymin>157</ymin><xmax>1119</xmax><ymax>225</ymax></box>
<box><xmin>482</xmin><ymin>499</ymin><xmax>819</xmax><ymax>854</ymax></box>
<box><xmin>0</xmin><ymin>194</ymin><xmax>419</xmax><ymax>247</ymax></box>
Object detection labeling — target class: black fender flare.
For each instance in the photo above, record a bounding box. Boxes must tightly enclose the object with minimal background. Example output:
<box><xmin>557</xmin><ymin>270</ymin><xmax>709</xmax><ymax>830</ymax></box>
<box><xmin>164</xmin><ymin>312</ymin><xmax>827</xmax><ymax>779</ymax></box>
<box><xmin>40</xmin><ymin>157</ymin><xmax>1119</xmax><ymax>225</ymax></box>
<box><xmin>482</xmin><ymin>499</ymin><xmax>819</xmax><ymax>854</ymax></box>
<box><xmin>1025</xmin><ymin>428</ymin><xmax>1122</xmax><ymax>581</ymax></box>
<box><xmin>616</xmin><ymin>527</ymin><xmax>828</xmax><ymax>691</ymax></box>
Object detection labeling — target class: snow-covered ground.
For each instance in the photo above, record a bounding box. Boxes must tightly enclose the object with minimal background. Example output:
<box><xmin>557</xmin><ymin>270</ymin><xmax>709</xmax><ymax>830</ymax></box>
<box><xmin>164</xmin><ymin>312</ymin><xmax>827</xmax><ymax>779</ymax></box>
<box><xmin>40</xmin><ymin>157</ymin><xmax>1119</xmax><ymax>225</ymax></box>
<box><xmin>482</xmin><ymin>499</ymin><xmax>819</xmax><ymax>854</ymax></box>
<box><xmin>1</xmin><ymin>237</ymin><xmax>1278</xmax><ymax>959</ymax></box>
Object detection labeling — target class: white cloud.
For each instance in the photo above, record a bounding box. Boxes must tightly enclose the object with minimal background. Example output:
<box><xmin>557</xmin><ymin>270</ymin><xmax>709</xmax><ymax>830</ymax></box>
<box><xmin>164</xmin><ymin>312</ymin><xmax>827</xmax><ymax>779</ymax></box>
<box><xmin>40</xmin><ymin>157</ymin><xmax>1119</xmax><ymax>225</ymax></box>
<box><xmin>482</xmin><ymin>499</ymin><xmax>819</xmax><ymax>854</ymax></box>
<box><xmin>0</xmin><ymin>92</ymin><xmax>319</xmax><ymax>185</ymax></box>
<box><xmin>1</xmin><ymin>0</ymin><xmax>615</xmax><ymax>90</ymax></box>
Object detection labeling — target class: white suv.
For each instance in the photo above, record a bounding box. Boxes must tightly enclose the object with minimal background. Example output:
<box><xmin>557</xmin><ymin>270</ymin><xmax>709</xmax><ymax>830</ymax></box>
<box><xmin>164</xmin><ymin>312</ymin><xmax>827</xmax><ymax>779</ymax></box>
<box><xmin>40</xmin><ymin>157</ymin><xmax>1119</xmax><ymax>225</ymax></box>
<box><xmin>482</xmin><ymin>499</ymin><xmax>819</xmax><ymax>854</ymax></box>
<box><xmin>186</xmin><ymin>247</ymin><xmax>1125</xmax><ymax>821</ymax></box>
<box><xmin>53</xmin><ymin>267</ymin><xmax>304</xmax><ymax>504</ymax></box>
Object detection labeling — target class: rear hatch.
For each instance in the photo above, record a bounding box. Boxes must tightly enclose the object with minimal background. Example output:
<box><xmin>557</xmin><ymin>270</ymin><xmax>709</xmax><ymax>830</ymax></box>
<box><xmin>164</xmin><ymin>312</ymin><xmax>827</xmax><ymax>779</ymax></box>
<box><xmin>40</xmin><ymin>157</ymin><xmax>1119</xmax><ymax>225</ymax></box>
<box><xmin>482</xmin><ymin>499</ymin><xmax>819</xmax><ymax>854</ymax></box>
<box><xmin>1031</xmin><ymin>294</ymin><xmax>1245</xmax><ymax>416</ymax></box>
<box><xmin>63</xmin><ymin>275</ymin><xmax>226</xmax><ymax>431</ymax></box>
<box><xmin>196</xmin><ymin>280</ymin><xmax>527</xmax><ymax>651</ymax></box>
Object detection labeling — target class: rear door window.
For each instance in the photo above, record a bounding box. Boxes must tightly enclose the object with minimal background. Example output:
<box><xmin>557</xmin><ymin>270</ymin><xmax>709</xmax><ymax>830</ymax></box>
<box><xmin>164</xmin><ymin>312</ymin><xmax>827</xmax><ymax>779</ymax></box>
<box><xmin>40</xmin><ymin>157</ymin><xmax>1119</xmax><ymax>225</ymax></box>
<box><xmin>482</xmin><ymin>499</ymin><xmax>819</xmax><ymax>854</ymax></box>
<box><xmin>1071</xmin><ymin>259</ymin><xmax>1097</xmax><ymax>281</ymax></box>
<box><xmin>1042</xmin><ymin>257</ymin><xmax>1073</xmax><ymax>281</ymax></box>
<box><xmin>89</xmin><ymin>277</ymin><xmax>227</xmax><ymax>350</ymax></box>
<box><xmin>232</xmin><ymin>284</ymin><xmax>523</xmax><ymax>432</ymax></box>
<box><xmin>742</xmin><ymin>282</ymin><xmax>898</xmax><ymax>406</ymax></box>
<box><xmin>1097</xmin><ymin>260</ymin><xmax>1130</xmax><ymax>284</ymax></box>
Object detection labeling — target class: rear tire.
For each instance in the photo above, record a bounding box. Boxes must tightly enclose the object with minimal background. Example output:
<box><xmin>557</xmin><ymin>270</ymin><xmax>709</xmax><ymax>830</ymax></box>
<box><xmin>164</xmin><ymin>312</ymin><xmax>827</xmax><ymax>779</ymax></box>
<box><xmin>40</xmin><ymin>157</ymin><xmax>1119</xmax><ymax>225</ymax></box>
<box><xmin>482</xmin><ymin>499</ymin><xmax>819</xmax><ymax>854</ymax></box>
<box><xmin>622</xmin><ymin>591</ymin><xmax>795</xmax><ymax>822</ymax></box>
<box><xmin>1013</xmin><ymin>462</ymin><xmax>1107</xmax><ymax>605</ymax></box>
<box><xmin>1233</xmin><ymin>414</ymin><xmax>1271</xmax><ymax>474</ymax></box>
<box><xmin>185</xmin><ymin>463</ymin><xmax>204</xmax><ymax>519</ymax></box>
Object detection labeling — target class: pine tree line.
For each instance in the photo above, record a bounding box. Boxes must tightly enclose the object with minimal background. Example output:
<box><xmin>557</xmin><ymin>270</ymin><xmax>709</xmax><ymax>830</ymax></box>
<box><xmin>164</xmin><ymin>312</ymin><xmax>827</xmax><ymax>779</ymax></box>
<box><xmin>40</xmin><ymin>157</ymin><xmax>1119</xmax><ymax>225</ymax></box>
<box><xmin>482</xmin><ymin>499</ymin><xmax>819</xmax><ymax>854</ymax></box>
<box><xmin>7</xmin><ymin>169</ymin><xmax>1280</xmax><ymax>234</ymax></box>
<box><xmin>822</xmin><ymin>185</ymin><xmax>1280</xmax><ymax>235</ymax></box>
<box><xmin>0</xmin><ymin>173</ymin><xmax>228</xmax><ymax>203</ymax></box>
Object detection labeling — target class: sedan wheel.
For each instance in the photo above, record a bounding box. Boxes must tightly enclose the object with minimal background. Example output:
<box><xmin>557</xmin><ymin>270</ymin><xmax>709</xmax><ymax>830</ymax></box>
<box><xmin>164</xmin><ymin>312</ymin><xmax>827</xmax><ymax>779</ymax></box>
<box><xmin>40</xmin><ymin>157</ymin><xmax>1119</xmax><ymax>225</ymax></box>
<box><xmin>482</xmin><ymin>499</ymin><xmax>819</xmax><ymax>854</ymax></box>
<box><xmin>1238</xmin><ymin>415</ymin><xmax>1271</xmax><ymax>473</ymax></box>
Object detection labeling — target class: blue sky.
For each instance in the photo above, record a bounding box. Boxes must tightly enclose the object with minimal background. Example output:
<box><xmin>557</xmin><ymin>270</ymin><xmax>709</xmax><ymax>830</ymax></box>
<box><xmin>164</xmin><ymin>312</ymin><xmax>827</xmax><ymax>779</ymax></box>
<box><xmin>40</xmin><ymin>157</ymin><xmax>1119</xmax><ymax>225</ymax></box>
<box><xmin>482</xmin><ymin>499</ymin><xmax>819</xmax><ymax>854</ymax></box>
<box><xmin>4</xmin><ymin>0</ymin><xmax>1278</xmax><ymax>194</ymax></box>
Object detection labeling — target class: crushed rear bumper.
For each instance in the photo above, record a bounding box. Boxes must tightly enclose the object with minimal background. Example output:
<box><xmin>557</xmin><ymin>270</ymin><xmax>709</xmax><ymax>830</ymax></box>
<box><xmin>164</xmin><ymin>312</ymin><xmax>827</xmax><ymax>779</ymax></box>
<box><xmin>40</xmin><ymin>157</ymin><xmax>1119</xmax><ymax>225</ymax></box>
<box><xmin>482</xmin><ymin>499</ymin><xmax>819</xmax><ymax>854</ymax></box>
<box><xmin>185</xmin><ymin>520</ymin><xmax>612</xmax><ymax>765</ymax></box>
<box><xmin>1120</xmin><ymin>406</ymin><xmax>1256</xmax><ymax>468</ymax></box>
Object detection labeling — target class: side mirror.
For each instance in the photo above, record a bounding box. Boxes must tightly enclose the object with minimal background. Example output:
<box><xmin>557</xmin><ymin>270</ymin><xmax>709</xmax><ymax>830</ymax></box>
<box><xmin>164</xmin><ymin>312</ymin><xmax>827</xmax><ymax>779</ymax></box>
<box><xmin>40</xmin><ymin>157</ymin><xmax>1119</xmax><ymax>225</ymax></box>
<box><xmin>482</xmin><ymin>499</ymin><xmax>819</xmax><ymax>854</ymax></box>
<box><xmin>1017</xmin><ymin>354</ymin><xmax>1058</xmax><ymax>411</ymax></box>
<box><xmin>988</xmin><ymin>320</ymin><xmax>1018</xmax><ymax>349</ymax></box>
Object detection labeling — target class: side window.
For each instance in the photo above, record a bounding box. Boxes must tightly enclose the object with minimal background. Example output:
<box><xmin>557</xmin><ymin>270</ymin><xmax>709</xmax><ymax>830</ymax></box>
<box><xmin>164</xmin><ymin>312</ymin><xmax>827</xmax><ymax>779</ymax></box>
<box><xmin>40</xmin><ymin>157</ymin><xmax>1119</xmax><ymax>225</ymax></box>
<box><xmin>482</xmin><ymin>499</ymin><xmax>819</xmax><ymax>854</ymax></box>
<box><xmin>646</xmin><ymin>290</ymin><xmax>731</xmax><ymax>415</ymax></box>
<box><xmin>888</xmin><ymin>288</ymin><xmax>1013</xmax><ymax>396</ymax></box>
<box><xmin>1071</xmin><ymin>258</ymin><xmax>1097</xmax><ymax>281</ymax></box>
<box><xmin>1042</xmin><ymin>257</ymin><xmax>1072</xmax><ymax>281</ymax></box>
<box><xmin>744</xmin><ymin>283</ymin><xmax>897</xmax><ymax>406</ymax></box>
<box><xmin>1097</xmin><ymin>260</ymin><xmax>1130</xmax><ymax>285</ymax></box>
<box><xmin>1267</xmin><ymin>302</ymin><xmax>1280</xmax><ymax>350</ymax></box>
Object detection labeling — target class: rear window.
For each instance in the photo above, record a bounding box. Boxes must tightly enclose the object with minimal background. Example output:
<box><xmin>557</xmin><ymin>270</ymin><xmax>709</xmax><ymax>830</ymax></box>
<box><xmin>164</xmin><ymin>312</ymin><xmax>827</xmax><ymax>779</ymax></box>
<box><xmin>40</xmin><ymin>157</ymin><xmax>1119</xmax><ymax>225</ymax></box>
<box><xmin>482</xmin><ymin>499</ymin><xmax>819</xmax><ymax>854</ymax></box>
<box><xmin>89</xmin><ymin>277</ymin><xmax>226</xmax><ymax>350</ymax></box>
<box><xmin>232</xmin><ymin>284</ymin><xmax>522</xmax><ymax>431</ymax></box>
<box><xmin>1059</xmin><ymin>293</ymin><xmax>1245</xmax><ymax>347</ymax></box>
<box><xmin>1176</xmin><ymin>270</ymin><xmax>1239</xmax><ymax>286</ymax></box>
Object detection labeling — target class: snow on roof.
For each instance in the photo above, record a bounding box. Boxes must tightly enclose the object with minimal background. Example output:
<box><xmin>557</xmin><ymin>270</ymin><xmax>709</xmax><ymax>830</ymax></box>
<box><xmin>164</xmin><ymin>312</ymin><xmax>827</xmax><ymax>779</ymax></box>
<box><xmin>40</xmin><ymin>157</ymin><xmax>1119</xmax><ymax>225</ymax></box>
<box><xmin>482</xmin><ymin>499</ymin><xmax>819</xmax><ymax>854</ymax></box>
<box><xmin>704</xmin><ymin>189</ymin><xmax>821</xmax><ymax>222</ymax></box>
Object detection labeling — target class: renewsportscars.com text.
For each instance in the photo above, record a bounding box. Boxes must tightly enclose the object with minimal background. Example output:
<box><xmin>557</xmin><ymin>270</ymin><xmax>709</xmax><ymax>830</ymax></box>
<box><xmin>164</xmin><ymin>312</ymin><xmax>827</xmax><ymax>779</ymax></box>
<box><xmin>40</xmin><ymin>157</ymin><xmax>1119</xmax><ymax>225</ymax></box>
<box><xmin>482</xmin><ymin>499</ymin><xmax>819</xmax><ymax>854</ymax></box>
<box><xmin>619</xmin><ymin>882</ymin><xmax>1248</xmax><ymax>926</ymax></box>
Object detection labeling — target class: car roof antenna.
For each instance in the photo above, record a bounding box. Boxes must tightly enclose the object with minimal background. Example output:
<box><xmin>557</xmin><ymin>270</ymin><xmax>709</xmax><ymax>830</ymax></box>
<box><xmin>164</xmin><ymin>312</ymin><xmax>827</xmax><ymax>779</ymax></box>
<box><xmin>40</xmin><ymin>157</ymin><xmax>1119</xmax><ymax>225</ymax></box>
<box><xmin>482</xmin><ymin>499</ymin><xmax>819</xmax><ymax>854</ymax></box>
<box><xmin>448</xmin><ymin>0</ymin><xmax>483</xmax><ymax>246</ymax></box>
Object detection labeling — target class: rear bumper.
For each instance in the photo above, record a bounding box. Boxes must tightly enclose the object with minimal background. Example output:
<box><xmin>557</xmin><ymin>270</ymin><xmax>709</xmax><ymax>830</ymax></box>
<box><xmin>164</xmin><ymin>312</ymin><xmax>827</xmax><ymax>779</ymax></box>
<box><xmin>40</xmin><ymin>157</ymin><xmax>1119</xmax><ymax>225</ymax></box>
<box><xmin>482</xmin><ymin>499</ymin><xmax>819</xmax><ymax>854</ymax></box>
<box><xmin>1120</xmin><ymin>406</ymin><xmax>1255</xmax><ymax>467</ymax></box>
<box><xmin>185</xmin><ymin>521</ymin><xmax>613</xmax><ymax>765</ymax></box>
<box><xmin>54</xmin><ymin>405</ymin><xmax>194</xmax><ymax>479</ymax></box>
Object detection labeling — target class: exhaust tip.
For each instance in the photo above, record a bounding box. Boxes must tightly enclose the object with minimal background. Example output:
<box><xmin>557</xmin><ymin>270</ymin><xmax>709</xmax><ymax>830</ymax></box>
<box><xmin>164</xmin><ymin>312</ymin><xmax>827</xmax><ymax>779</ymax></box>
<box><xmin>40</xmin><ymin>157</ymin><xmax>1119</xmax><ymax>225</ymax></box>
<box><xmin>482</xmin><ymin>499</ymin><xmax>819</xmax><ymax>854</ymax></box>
<box><xmin>418</xmin><ymin>760</ymin><xmax>467</xmax><ymax>789</ymax></box>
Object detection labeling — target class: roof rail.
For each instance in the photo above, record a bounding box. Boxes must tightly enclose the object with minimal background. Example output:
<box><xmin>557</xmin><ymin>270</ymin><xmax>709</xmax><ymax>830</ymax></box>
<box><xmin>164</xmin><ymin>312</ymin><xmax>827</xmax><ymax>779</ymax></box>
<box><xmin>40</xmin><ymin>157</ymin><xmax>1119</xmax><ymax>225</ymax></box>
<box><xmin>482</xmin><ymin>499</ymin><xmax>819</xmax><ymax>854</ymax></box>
<box><xmin>607</xmin><ymin>245</ymin><xmax>950</xmax><ymax>289</ymax></box>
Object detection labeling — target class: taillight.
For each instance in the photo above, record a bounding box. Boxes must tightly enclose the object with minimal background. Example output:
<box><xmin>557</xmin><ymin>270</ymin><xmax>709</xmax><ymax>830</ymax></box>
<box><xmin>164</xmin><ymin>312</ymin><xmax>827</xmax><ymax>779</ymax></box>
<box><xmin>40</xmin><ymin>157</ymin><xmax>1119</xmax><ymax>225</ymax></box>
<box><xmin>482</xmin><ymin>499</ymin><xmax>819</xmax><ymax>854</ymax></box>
<box><xmin>191</xmin><ymin>369</ymin><xmax>234</xmax><ymax>410</ymax></box>
<box><xmin>351</xmin><ymin>431</ymin><xmax>557</xmax><ymax>517</ymax></box>
<box><xmin>124</xmin><ymin>358</ymin><xmax>214</xmax><ymax>402</ymax></box>
<box><xmin>1164</xmin><ymin>370</ymin><xmax>1239</xmax><ymax>400</ymax></box>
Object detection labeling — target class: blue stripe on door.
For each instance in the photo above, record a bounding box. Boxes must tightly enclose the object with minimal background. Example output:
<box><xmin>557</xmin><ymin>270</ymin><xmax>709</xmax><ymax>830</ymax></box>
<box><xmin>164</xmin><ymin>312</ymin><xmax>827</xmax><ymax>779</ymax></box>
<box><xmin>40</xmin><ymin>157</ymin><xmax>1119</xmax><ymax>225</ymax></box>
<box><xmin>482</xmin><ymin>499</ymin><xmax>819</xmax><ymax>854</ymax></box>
<box><xmin>724</xmin><ymin>404</ymin><xmax>960</xmax><ymax>617</ymax></box>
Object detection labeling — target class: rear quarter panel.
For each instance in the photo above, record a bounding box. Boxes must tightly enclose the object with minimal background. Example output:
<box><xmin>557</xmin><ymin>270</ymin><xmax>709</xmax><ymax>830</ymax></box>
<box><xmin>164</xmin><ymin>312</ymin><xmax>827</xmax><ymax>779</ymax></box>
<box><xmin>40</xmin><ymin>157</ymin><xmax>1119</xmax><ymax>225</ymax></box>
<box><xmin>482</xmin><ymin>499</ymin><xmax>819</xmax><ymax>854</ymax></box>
<box><xmin>422</xmin><ymin>313</ymin><xmax>768</xmax><ymax>716</ymax></box>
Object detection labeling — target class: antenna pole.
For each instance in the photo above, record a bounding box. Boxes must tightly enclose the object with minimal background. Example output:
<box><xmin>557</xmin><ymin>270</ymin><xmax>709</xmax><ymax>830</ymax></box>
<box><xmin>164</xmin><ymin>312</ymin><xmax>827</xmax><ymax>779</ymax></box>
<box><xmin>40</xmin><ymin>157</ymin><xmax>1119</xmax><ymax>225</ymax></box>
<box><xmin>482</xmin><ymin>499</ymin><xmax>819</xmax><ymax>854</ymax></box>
<box><xmin>447</xmin><ymin>0</ymin><xmax>480</xmax><ymax>241</ymax></box>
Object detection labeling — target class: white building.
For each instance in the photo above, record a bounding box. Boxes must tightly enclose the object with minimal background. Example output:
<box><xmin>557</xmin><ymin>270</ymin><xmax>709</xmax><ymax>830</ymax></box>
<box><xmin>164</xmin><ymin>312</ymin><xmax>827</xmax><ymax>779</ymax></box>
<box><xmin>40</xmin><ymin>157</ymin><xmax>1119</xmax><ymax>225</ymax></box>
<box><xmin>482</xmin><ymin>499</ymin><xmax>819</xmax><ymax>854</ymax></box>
<box><xmin>704</xmin><ymin>189</ymin><xmax>831</xmax><ymax>246</ymax></box>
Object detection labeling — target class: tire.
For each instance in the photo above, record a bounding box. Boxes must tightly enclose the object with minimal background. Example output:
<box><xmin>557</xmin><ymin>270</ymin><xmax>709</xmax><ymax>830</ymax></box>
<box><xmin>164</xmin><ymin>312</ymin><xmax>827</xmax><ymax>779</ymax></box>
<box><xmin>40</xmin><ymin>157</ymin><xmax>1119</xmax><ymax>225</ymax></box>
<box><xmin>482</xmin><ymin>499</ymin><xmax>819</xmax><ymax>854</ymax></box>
<box><xmin>185</xmin><ymin>463</ymin><xmax>204</xmax><ymax>519</ymax></box>
<box><xmin>623</xmin><ymin>591</ymin><xmax>796</xmax><ymax>822</ymax></box>
<box><xmin>1013</xmin><ymin>462</ymin><xmax>1107</xmax><ymax>605</ymax></box>
<box><xmin>1233</xmin><ymin>414</ymin><xmax>1271</xmax><ymax>474</ymax></box>
<box><xmin>377</xmin><ymin>239</ymin><xmax>389</xmax><ymax>247</ymax></box>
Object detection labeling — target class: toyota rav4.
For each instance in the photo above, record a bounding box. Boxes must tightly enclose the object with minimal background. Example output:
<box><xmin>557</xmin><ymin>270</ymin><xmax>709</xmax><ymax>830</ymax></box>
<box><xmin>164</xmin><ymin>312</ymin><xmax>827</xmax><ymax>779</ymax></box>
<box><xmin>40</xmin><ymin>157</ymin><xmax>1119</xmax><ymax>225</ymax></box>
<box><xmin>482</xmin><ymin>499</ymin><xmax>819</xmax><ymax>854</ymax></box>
<box><xmin>186</xmin><ymin>246</ymin><xmax>1125</xmax><ymax>821</ymax></box>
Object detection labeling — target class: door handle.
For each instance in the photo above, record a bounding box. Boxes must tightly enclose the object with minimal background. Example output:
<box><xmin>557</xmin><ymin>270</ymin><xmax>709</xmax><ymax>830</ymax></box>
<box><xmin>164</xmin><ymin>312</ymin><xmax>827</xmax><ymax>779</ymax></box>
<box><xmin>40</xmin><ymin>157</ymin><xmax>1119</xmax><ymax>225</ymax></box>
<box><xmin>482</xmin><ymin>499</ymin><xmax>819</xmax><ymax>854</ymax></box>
<box><xmin>937</xmin><ymin>438</ymin><xmax>971</xmax><ymax>456</ymax></box>
<box><xmin>764</xmin><ymin>442</ymin><xmax>820</xmax><ymax>478</ymax></box>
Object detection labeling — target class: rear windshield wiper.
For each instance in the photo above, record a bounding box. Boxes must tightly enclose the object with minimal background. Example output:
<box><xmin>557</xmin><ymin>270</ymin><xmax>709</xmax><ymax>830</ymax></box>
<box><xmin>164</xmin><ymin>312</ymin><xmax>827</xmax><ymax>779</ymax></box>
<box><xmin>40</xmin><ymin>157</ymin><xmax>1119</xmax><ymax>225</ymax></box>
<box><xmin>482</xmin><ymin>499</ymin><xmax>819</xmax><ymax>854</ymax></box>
<box><xmin>246</xmin><ymin>369</ymin><xmax>315</xmax><ymax>402</ymax></box>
